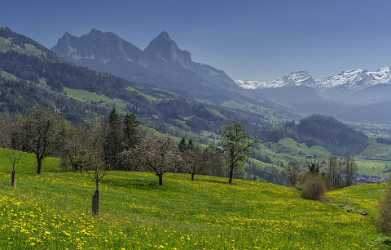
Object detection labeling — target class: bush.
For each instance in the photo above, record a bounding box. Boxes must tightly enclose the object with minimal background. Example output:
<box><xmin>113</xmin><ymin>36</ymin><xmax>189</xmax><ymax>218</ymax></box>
<box><xmin>379</xmin><ymin>181</ymin><xmax>391</xmax><ymax>235</ymax></box>
<box><xmin>301</xmin><ymin>175</ymin><xmax>326</xmax><ymax>200</ymax></box>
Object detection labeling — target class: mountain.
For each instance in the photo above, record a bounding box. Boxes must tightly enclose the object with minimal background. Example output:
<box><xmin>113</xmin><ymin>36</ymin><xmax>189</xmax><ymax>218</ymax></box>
<box><xmin>237</xmin><ymin>67</ymin><xmax>391</xmax><ymax>123</ymax></box>
<box><xmin>54</xmin><ymin>29</ymin><xmax>142</xmax><ymax>64</ymax></box>
<box><xmin>0</xmin><ymin>27</ymin><xmax>297</xmax><ymax>142</ymax></box>
<box><xmin>0</xmin><ymin>27</ymin><xmax>376</xmax><ymax>167</ymax></box>
<box><xmin>52</xmin><ymin>28</ymin><xmax>298</xmax><ymax>124</ymax></box>
<box><xmin>253</xmin><ymin>86</ymin><xmax>344</xmax><ymax>115</ymax></box>
<box><xmin>237</xmin><ymin>71</ymin><xmax>316</xmax><ymax>89</ymax></box>
<box><xmin>295</xmin><ymin>115</ymin><xmax>369</xmax><ymax>155</ymax></box>
<box><xmin>53</xmin><ymin>29</ymin><xmax>237</xmax><ymax>102</ymax></box>
<box><xmin>237</xmin><ymin>67</ymin><xmax>391</xmax><ymax>90</ymax></box>
<box><xmin>320</xmin><ymin>67</ymin><xmax>391</xmax><ymax>90</ymax></box>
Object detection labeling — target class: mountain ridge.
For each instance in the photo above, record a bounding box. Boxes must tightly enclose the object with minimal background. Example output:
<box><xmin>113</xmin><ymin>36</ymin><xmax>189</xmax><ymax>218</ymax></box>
<box><xmin>0</xmin><ymin>27</ymin><xmax>298</xmax><ymax>142</ymax></box>
<box><xmin>52</xmin><ymin>29</ymin><xmax>238</xmax><ymax>102</ymax></box>
<box><xmin>237</xmin><ymin>67</ymin><xmax>391</xmax><ymax>91</ymax></box>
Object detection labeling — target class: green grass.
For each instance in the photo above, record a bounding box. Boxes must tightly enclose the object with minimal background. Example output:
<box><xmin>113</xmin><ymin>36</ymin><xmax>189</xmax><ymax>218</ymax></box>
<box><xmin>0</xmin><ymin>148</ymin><xmax>60</xmax><ymax>174</ymax></box>
<box><xmin>251</xmin><ymin>138</ymin><xmax>331</xmax><ymax>170</ymax></box>
<box><xmin>126</xmin><ymin>86</ymin><xmax>159</xmax><ymax>102</ymax></box>
<box><xmin>0</xmin><ymin>148</ymin><xmax>388</xmax><ymax>249</ymax></box>
<box><xmin>64</xmin><ymin>87</ymin><xmax>127</xmax><ymax>112</ymax></box>
<box><xmin>251</xmin><ymin>138</ymin><xmax>389</xmax><ymax>178</ymax></box>
<box><xmin>274</xmin><ymin>138</ymin><xmax>330</xmax><ymax>158</ymax></box>
<box><xmin>360</xmin><ymin>142</ymin><xmax>391</xmax><ymax>161</ymax></box>
<box><xmin>355</xmin><ymin>159</ymin><xmax>389</xmax><ymax>177</ymax></box>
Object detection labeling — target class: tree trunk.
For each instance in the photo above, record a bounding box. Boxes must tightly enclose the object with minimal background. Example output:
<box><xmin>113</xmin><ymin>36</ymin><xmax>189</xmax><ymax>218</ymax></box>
<box><xmin>158</xmin><ymin>174</ymin><xmax>163</xmax><ymax>186</ymax></box>
<box><xmin>92</xmin><ymin>178</ymin><xmax>100</xmax><ymax>216</ymax></box>
<box><xmin>11</xmin><ymin>169</ymin><xmax>16</xmax><ymax>188</ymax></box>
<box><xmin>37</xmin><ymin>156</ymin><xmax>43</xmax><ymax>175</ymax></box>
<box><xmin>228</xmin><ymin>166</ymin><xmax>234</xmax><ymax>184</ymax></box>
<box><xmin>92</xmin><ymin>189</ymin><xmax>99</xmax><ymax>216</ymax></box>
<box><xmin>191</xmin><ymin>173</ymin><xmax>195</xmax><ymax>181</ymax></box>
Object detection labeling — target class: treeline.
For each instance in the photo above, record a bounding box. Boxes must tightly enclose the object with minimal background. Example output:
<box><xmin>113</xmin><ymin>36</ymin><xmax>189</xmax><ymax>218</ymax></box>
<box><xmin>0</xmin><ymin>108</ymin><xmax>228</xmax><ymax>181</ymax></box>
<box><xmin>283</xmin><ymin>156</ymin><xmax>358</xmax><ymax>200</ymax></box>
<box><xmin>284</xmin><ymin>157</ymin><xmax>358</xmax><ymax>188</ymax></box>
<box><xmin>0</xmin><ymin>108</ymin><xmax>256</xmax><ymax>215</ymax></box>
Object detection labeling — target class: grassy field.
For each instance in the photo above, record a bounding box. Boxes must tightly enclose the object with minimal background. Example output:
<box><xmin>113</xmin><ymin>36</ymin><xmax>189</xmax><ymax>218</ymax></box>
<box><xmin>64</xmin><ymin>87</ymin><xmax>128</xmax><ymax>112</ymax></box>
<box><xmin>0</xmin><ymin>148</ymin><xmax>388</xmax><ymax>249</ymax></box>
<box><xmin>360</xmin><ymin>142</ymin><xmax>391</xmax><ymax>161</ymax></box>
<box><xmin>355</xmin><ymin>159</ymin><xmax>389</xmax><ymax>177</ymax></box>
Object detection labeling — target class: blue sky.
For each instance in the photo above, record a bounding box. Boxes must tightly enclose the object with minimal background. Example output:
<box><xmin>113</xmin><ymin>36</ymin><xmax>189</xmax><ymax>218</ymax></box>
<box><xmin>2</xmin><ymin>0</ymin><xmax>391</xmax><ymax>80</ymax></box>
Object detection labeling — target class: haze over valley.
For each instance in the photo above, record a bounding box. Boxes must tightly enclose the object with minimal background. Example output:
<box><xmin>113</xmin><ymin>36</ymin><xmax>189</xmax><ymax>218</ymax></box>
<box><xmin>1</xmin><ymin>1</ymin><xmax>391</xmax><ymax>249</ymax></box>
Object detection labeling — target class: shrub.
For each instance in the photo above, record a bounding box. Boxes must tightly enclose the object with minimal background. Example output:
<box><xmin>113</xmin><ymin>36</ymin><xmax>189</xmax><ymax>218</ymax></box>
<box><xmin>379</xmin><ymin>181</ymin><xmax>391</xmax><ymax>235</ymax></box>
<box><xmin>301</xmin><ymin>175</ymin><xmax>326</xmax><ymax>200</ymax></box>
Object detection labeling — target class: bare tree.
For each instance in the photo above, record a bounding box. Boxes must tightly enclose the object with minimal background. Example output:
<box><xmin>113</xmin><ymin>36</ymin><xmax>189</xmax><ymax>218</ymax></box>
<box><xmin>0</xmin><ymin>114</ymin><xmax>10</xmax><ymax>147</ymax></box>
<box><xmin>1</xmin><ymin>117</ymin><xmax>23</xmax><ymax>188</ymax></box>
<box><xmin>178</xmin><ymin>138</ymin><xmax>202</xmax><ymax>180</ymax></box>
<box><xmin>130</xmin><ymin>135</ymin><xmax>179</xmax><ymax>185</ymax></box>
<box><xmin>286</xmin><ymin>161</ymin><xmax>300</xmax><ymax>186</ymax></box>
<box><xmin>184</xmin><ymin>148</ymin><xmax>200</xmax><ymax>181</ymax></box>
<box><xmin>220</xmin><ymin>122</ymin><xmax>255</xmax><ymax>184</ymax></box>
<box><xmin>344</xmin><ymin>157</ymin><xmax>357</xmax><ymax>186</ymax></box>
<box><xmin>20</xmin><ymin>108</ymin><xmax>64</xmax><ymax>175</ymax></box>
<box><xmin>328</xmin><ymin>156</ymin><xmax>339</xmax><ymax>187</ymax></box>
<box><xmin>84</xmin><ymin>124</ymin><xmax>107</xmax><ymax>216</ymax></box>
<box><xmin>200</xmin><ymin>145</ymin><xmax>225</xmax><ymax>177</ymax></box>
<box><xmin>62</xmin><ymin>125</ymin><xmax>91</xmax><ymax>172</ymax></box>
<box><xmin>1</xmin><ymin>116</ymin><xmax>24</xmax><ymax>188</ymax></box>
<box><xmin>7</xmin><ymin>150</ymin><xmax>22</xmax><ymax>188</ymax></box>
<box><xmin>90</xmin><ymin>153</ymin><xmax>106</xmax><ymax>216</ymax></box>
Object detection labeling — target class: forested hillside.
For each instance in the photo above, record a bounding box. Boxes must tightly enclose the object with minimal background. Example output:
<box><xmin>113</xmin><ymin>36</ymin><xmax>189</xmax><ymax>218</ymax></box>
<box><xmin>0</xmin><ymin>27</ymin><xmax>281</xmax><ymax>138</ymax></box>
<box><xmin>0</xmin><ymin>27</ymin><xmax>382</xmax><ymax>184</ymax></box>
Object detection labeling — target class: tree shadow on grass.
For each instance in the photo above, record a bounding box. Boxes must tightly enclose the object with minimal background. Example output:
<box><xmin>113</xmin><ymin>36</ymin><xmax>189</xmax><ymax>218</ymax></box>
<box><xmin>197</xmin><ymin>178</ymin><xmax>232</xmax><ymax>185</ymax></box>
<box><xmin>103</xmin><ymin>177</ymin><xmax>162</xmax><ymax>190</ymax></box>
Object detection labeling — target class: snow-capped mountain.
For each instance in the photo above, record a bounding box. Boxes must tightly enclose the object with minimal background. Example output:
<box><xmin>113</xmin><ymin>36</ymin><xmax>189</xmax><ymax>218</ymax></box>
<box><xmin>237</xmin><ymin>71</ymin><xmax>316</xmax><ymax>89</ymax></box>
<box><xmin>237</xmin><ymin>66</ymin><xmax>391</xmax><ymax>123</ymax></box>
<box><xmin>237</xmin><ymin>67</ymin><xmax>391</xmax><ymax>91</ymax></box>
<box><xmin>321</xmin><ymin>67</ymin><xmax>391</xmax><ymax>90</ymax></box>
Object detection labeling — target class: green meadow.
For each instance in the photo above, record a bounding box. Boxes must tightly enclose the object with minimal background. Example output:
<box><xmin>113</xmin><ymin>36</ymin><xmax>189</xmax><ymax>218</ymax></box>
<box><xmin>0</xmin><ymin>148</ymin><xmax>388</xmax><ymax>249</ymax></box>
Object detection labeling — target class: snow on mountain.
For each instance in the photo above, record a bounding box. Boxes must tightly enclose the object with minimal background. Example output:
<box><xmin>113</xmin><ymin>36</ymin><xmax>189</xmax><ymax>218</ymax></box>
<box><xmin>236</xmin><ymin>71</ymin><xmax>316</xmax><ymax>89</ymax></box>
<box><xmin>236</xmin><ymin>80</ymin><xmax>271</xmax><ymax>89</ymax></box>
<box><xmin>321</xmin><ymin>69</ymin><xmax>368</xmax><ymax>89</ymax></box>
<box><xmin>321</xmin><ymin>67</ymin><xmax>391</xmax><ymax>90</ymax></box>
<box><xmin>237</xmin><ymin>67</ymin><xmax>391</xmax><ymax>90</ymax></box>
<box><xmin>368</xmin><ymin>66</ymin><xmax>391</xmax><ymax>83</ymax></box>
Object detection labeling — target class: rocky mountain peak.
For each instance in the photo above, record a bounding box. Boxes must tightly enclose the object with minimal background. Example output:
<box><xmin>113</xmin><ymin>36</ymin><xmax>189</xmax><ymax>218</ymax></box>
<box><xmin>143</xmin><ymin>31</ymin><xmax>192</xmax><ymax>67</ymax></box>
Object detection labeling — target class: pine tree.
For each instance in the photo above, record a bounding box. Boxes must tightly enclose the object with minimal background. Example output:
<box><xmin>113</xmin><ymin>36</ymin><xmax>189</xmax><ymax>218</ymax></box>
<box><xmin>123</xmin><ymin>113</ymin><xmax>140</xmax><ymax>150</ymax></box>
<box><xmin>188</xmin><ymin>139</ymin><xmax>194</xmax><ymax>150</ymax></box>
<box><xmin>104</xmin><ymin>109</ymin><xmax>123</xmax><ymax>169</ymax></box>
<box><xmin>178</xmin><ymin>137</ymin><xmax>187</xmax><ymax>153</ymax></box>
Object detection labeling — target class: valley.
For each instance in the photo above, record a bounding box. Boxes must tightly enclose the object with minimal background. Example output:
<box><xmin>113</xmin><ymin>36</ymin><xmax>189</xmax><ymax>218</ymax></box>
<box><xmin>237</xmin><ymin>69</ymin><xmax>391</xmax><ymax>124</ymax></box>
<box><xmin>1</xmin><ymin>4</ymin><xmax>391</xmax><ymax>248</ymax></box>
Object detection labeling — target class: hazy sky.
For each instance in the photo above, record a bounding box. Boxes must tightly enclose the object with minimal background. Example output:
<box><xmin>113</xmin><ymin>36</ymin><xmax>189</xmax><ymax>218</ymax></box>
<box><xmin>2</xmin><ymin>0</ymin><xmax>391</xmax><ymax>80</ymax></box>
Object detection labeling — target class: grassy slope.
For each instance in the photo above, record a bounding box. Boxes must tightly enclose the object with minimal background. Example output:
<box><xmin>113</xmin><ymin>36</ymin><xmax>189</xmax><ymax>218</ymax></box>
<box><xmin>355</xmin><ymin>160</ymin><xmax>388</xmax><ymax>177</ymax></box>
<box><xmin>0</xmin><ymin>149</ymin><xmax>387</xmax><ymax>249</ymax></box>
<box><xmin>61</xmin><ymin>86</ymin><xmax>391</xmax><ymax>179</ymax></box>
<box><xmin>360</xmin><ymin>142</ymin><xmax>391</xmax><ymax>161</ymax></box>
<box><xmin>63</xmin><ymin>87</ymin><xmax>128</xmax><ymax>112</ymax></box>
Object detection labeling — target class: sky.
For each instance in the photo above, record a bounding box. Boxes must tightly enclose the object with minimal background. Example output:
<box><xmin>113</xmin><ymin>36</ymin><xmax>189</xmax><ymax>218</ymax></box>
<box><xmin>2</xmin><ymin>0</ymin><xmax>391</xmax><ymax>80</ymax></box>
